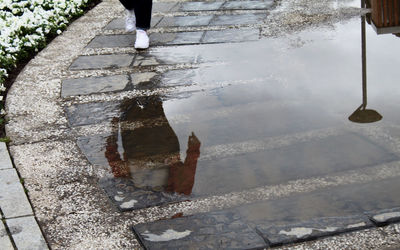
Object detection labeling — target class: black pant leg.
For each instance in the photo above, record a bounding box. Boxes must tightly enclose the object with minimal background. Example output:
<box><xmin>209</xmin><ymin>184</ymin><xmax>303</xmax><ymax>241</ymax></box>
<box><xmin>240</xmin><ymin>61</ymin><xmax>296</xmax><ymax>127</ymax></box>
<box><xmin>119</xmin><ymin>0</ymin><xmax>135</xmax><ymax>11</ymax></box>
<box><xmin>119</xmin><ymin>0</ymin><xmax>153</xmax><ymax>30</ymax></box>
<box><xmin>133</xmin><ymin>0</ymin><xmax>153</xmax><ymax>30</ymax></box>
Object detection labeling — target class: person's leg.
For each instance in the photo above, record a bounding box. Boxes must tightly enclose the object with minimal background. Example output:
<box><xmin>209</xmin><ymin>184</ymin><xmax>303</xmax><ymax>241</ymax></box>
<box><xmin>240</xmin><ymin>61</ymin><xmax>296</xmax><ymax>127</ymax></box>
<box><xmin>118</xmin><ymin>0</ymin><xmax>135</xmax><ymax>11</ymax></box>
<box><xmin>118</xmin><ymin>0</ymin><xmax>152</xmax><ymax>49</ymax></box>
<box><xmin>131</xmin><ymin>0</ymin><xmax>153</xmax><ymax>30</ymax></box>
<box><xmin>132</xmin><ymin>0</ymin><xmax>152</xmax><ymax>49</ymax></box>
<box><xmin>119</xmin><ymin>0</ymin><xmax>136</xmax><ymax>32</ymax></box>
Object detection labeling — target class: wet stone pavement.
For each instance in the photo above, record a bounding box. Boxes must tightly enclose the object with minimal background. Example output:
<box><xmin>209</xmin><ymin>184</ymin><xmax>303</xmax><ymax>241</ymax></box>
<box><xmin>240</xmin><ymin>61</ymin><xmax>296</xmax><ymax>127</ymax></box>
<box><xmin>56</xmin><ymin>0</ymin><xmax>400</xmax><ymax>248</ymax></box>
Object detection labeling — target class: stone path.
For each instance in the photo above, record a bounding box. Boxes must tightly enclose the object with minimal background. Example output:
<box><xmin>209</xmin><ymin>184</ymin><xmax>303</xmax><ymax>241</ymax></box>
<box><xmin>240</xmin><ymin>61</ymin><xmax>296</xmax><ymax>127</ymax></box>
<box><xmin>5</xmin><ymin>0</ymin><xmax>400</xmax><ymax>248</ymax></box>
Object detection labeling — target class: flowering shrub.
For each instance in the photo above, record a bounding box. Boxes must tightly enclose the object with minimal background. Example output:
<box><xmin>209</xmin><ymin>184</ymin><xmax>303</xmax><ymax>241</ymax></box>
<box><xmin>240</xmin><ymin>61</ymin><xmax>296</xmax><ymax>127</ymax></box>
<box><xmin>0</xmin><ymin>66</ymin><xmax>7</xmax><ymax>128</ymax></box>
<box><xmin>0</xmin><ymin>70</ymin><xmax>5</xmax><ymax>122</ymax></box>
<box><xmin>0</xmin><ymin>0</ymin><xmax>93</xmax><ymax>122</ymax></box>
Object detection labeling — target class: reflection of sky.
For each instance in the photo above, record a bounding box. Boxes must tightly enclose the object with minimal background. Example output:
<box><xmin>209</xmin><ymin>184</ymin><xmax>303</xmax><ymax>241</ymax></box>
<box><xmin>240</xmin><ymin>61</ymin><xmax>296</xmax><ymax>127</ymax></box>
<box><xmin>332</xmin><ymin>0</ymin><xmax>360</xmax><ymax>8</ymax></box>
<box><xmin>77</xmin><ymin>12</ymin><xmax>400</xmax><ymax>197</ymax></box>
<box><xmin>277</xmin><ymin>0</ymin><xmax>360</xmax><ymax>12</ymax></box>
<box><xmin>159</xmin><ymin>16</ymin><xmax>400</xmax><ymax>161</ymax></box>
<box><xmin>366</xmin><ymin>28</ymin><xmax>400</xmax><ymax>117</ymax></box>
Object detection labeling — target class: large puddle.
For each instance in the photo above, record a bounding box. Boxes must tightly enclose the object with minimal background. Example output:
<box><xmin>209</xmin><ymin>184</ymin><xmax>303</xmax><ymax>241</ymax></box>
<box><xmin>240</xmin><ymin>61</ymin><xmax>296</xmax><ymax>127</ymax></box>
<box><xmin>68</xmin><ymin>16</ymin><xmax>400</xmax><ymax>206</ymax></box>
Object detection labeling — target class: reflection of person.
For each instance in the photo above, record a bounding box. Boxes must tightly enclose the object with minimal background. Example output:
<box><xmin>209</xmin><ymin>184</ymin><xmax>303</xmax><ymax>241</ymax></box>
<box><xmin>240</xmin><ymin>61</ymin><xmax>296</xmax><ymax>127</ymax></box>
<box><xmin>105</xmin><ymin>97</ymin><xmax>201</xmax><ymax>195</ymax></box>
<box><xmin>166</xmin><ymin>133</ymin><xmax>201</xmax><ymax>195</ymax></box>
<box><xmin>119</xmin><ymin>0</ymin><xmax>151</xmax><ymax>49</ymax></box>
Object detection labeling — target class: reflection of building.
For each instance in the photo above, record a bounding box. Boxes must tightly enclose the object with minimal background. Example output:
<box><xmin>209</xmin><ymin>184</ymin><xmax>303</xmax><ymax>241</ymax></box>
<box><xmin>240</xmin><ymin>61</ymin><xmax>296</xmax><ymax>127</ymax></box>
<box><xmin>105</xmin><ymin>96</ymin><xmax>201</xmax><ymax>195</ymax></box>
<box><xmin>367</xmin><ymin>0</ymin><xmax>400</xmax><ymax>34</ymax></box>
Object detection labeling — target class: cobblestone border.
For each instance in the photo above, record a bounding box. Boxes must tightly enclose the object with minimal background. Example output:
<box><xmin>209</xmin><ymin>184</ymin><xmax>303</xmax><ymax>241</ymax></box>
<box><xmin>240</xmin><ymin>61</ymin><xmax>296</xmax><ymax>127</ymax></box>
<box><xmin>0</xmin><ymin>142</ymin><xmax>48</xmax><ymax>249</ymax></box>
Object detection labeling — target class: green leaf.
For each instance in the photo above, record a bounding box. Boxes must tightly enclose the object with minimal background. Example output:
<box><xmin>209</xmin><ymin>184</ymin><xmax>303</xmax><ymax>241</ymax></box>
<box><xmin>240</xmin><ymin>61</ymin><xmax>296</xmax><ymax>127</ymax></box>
<box><xmin>0</xmin><ymin>137</ymin><xmax>10</xmax><ymax>143</ymax></box>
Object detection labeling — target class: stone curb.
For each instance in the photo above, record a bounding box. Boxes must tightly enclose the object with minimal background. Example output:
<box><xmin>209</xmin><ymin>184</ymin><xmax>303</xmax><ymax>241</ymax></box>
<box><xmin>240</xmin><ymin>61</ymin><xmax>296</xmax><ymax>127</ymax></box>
<box><xmin>0</xmin><ymin>142</ymin><xmax>48</xmax><ymax>249</ymax></box>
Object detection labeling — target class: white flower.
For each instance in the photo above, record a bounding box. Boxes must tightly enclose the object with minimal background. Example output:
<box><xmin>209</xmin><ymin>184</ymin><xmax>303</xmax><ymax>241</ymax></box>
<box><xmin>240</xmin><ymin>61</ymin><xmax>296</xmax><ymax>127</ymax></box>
<box><xmin>1</xmin><ymin>0</ymin><xmax>94</xmax><ymax>85</ymax></box>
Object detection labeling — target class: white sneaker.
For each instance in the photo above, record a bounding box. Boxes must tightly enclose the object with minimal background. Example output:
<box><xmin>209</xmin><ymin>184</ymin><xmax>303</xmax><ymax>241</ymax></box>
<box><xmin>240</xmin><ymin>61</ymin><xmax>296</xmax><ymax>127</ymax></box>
<box><xmin>135</xmin><ymin>29</ymin><xmax>150</xmax><ymax>49</ymax></box>
<box><xmin>125</xmin><ymin>10</ymin><xmax>136</xmax><ymax>32</ymax></box>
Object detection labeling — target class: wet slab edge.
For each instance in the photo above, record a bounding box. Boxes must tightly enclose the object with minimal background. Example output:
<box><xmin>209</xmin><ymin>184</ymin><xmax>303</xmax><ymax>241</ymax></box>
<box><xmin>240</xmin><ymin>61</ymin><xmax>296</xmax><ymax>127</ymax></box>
<box><xmin>256</xmin><ymin>215</ymin><xmax>374</xmax><ymax>247</ymax></box>
<box><xmin>129</xmin><ymin>175</ymin><xmax>400</xmax><ymax>248</ymax></box>
<box><xmin>132</xmin><ymin>208</ymin><xmax>400</xmax><ymax>249</ymax></box>
<box><xmin>367</xmin><ymin>207</ymin><xmax>400</xmax><ymax>226</ymax></box>
<box><xmin>99</xmin><ymin>178</ymin><xmax>188</xmax><ymax>211</ymax></box>
<box><xmin>132</xmin><ymin>210</ymin><xmax>268</xmax><ymax>249</ymax></box>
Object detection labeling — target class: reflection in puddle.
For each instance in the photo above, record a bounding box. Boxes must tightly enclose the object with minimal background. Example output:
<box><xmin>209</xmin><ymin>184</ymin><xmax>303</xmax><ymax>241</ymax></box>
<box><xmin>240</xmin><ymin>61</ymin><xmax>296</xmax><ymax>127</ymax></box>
<box><xmin>104</xmin><ymin>96</ymin><xmax>201</xmax><ymax>196</ymax></box>
<box><xmin>349</xmin><ymin>0</ymin><xmax>400</xmax><ymax>123</ymax></box>
<box><xmin>348</xmin><ymin>12</ymin><xmax>383</xmax><ymax>123</ymax></box>
<box><xmin>70</xmin><ymin>13</ymin><xmax>400</xmax><ymax>210</ymax></box>
<box><xmin>368</xmin><ymin>0</ymin><xmax>400</xmax><ymax>35</ymax></box>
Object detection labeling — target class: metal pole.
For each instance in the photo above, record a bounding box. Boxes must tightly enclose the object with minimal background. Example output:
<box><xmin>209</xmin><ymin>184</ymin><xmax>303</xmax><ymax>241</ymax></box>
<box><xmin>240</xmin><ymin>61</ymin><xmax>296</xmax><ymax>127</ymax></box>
<box><xmin>361</xmin><ymin>0</ymin><xmax>367</xmax><ymax>109</ymax></box>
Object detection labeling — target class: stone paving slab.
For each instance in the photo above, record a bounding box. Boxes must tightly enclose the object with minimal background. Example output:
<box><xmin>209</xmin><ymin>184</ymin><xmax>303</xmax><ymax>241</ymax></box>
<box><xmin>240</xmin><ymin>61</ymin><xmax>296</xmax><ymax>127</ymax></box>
<box><xmin>0</xmin><ymin>143</ymin><xmax>48</xmax><ymax>249</ymax></box>
<box><xmin>203</xmin><ymin>28</ymin><xmax>260</xmax><ymax>43</ymax></box>
<box><xmin>132</xmin><ymin>51</ymin><xmax>199</xmax><ymax>66</ymax></box>
<box><xmin>0</xmin><ymin>222</ymin><xmax>14</xmax><ymax>250</ymax></box>
<box><xmin>0</xmin><ymin>169</ymin><xmax>33</xmax><ymax>218</ymax></box>
<box><xmin>66</xmin><ymin>101</ymin><xmax>120</xmax><ymax>126</ymax></box>
<box><xmin>234</xmin><ymin>177</ymin><xmax>400</xmax><ymax>228</ymax></box>
<box><xmin>62</xmin><ymin>74</ymin><xmax>130</xmax><ymax>97</ymax></box>
<box><xmin>7</xmin><ymin>216</ymin><xmax>48</xmax><ymax>250</ymax></box>
<box><xmin>105</xmin><ymin>12</ymin><xmax>268</xmax><ymax>31</ymax></box>
<box><xmin>76</xmin><ymin>134</ymin><xmax>111</xmax><ymax>166</ymax></box>
<box><xmin>104</xmin><ymin>16</ymin><xmax>162</xmax><ymax>30</ymax></box>
<box><xmin>180</xmin><ymin>1</ymin><xmax>224</xmax><ymax>11</ymax></box>
<box><xmin>179</xmin><ymin>0</ymin><xmax>274</xmax><ymax>11</ymax></box>
<box><xmin>210</xmin><ymin>13</ymin><xmax>266</xmax><ymax>26</ymax></box>
<box><xmin>87</xmin><ymin>34</ymin><xmax>136</xmax><ymax>48</ymax></box>
<box><xmin>152</xmin><ymin>2</ymin><xmax>179</xmax><ymax>13</ymax></box>
<box><xmin>256</xmin><ymin>215</ymin><xmax>373</xmax><ymax>246</ymax></box>
<box><xmin>0</xmin><ymin>142</ymin><xmax>13</xmax><ymax>170</ymax></box>
<box><xmin>156</xmin><ymin>69</ymin><xmax>196</xmax><ymax>86</ymax></box>
<box><xmin>69</xmin><ymin>54</ymin><xmax>134</xmax><ymax>70</ymax></box>
<box><xmin>179</xmin><ymin>132</ymin><xmax>398</xmax><ymax>195</ymax></box>
<box><xmin>130</xmin><ymin>72</ymin><xmax>158</xmax><ymax>86</ymax></box>
<box><xmin>132</xmin><ymin>56</ymin><xmax>162</xmax><ymax>67</ymax></box>
<box><xmin>221</xmin><ymin>0</ymin><xmax>274</xmax><ymax>10</ymax></box>
<box><xmin>133</xmin><ymin>211</ymin><xmax>267</xmax><ymax>249</ymax></box>
<box><xmin>130</xmin><ymin>176</ymin><xmax>400</xmax><ymax>248</ymax></box>
<box><xmin>155</xmin><ymin>15</ymin><xmax>214</xmax><ymax>28</ymax></box>
<box><xmin>90</xmin><ymin>14</ymin><xmax>267</xmax><ymax>50</ymax></box>
<box><xmin>100</xmin><ymin>177</ymin><xmax>187</xmax><ymax>211</ymax></box>
<box><xmin>150</xmin><ymin>31</ymin><xmax>204</xmax><ymax>45</ymax></box>
<box><xmin>87</xmin><ymin>32</ymin><xmax>209</xmax><ymax>48</ymax></box>
<box><xmin>368</xmin><ymin>207</ymin><xmax>400</xmax><ymax>226</ymax></box>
